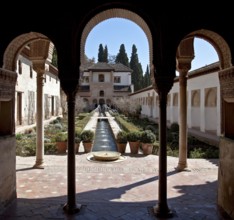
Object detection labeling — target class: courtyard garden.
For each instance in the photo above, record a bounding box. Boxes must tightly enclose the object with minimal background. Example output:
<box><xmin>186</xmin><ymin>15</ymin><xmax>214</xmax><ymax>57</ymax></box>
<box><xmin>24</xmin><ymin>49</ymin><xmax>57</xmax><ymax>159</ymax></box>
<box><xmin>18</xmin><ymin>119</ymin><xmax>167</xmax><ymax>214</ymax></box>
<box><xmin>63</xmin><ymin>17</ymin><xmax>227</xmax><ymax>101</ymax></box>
<box><xmin>16</xmin><ymin>109</ymin><xmax>219</xmax><ymax>159</ymax></box>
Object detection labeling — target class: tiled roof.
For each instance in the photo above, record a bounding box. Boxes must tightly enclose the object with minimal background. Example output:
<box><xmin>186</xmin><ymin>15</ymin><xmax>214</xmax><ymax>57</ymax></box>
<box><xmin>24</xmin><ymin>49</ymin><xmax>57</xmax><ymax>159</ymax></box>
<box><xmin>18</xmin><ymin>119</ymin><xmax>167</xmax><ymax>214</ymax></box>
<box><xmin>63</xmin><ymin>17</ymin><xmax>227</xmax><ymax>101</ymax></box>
<box><xmin>110</xmin><ymin>63</ymin><xmax>133</xmax><ymax>72</ymax></box>
<box><xmin>81</xmin><ymin>62</ymin><xmax>132</xmax><ymax>72</ymax></box>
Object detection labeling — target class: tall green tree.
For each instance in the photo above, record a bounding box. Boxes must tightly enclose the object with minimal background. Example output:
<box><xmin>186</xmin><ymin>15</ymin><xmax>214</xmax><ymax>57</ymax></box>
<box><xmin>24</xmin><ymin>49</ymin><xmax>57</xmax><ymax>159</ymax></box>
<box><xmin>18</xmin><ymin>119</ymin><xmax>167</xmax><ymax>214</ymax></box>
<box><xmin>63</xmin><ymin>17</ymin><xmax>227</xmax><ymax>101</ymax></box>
<box><xmin>98</xmin><ymin>44</ymin><xmax>108</xmax><ymax>62</ymax></box>
<box><xmin>51</xmin><ymin>47</ymin><xmax>58</xmax><ymax>67</ymax></box>
<box><xmin>115</xmin><ymin>44</ymin><xmax>129</xmax><ymax>67</ymax></box>
<box><xmin>98</xmin><ymin>44</ymin><xmax>104</xmax><ymax>62</ymax></box>
<box><xmin>143</xmin><ymin>65</ymin><xmax>151</xmax><ymax>88</ymax></box>
<box><xmin>103</xmin><ymin>45</ymin><xmax>108</xmax><ymax>62</ymax></box>
<box><xmin>130</xmin><ymin>44</ymin><xmax>143</xmax><ymax>91</ymax></box>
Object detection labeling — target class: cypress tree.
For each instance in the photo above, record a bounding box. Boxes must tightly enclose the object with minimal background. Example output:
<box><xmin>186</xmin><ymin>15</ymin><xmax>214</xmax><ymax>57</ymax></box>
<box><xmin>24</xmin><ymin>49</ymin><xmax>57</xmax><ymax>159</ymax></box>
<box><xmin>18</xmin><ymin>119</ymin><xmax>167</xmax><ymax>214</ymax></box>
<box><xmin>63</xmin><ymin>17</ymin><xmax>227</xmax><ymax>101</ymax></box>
<box><xmin>130</xmin><ymin>44</ymin><xmax>143</xmax><ymax>91</ymax></box>
<box><xmin>98</xmin><ymin>44</ymin><xmax>104</xmax><ymax>62</ymax></box>
<box><xmin>103</xmin><ymin>45</ymin><xmax>108</xmax><ymax>62</ymax></box>
<box><xmin>115</xmin><ymin>44</ymin><xmax>129</xmax><ymax>67</ymax></box>
<box><xmin>52</xmin><ymin>47</ymin><xmax>58</xmax><ymax>67</ymax></box>
<box><xmin>143</xmin><ymin>65</ymin><xmax>151</xmax><ymax>88</ymax></box>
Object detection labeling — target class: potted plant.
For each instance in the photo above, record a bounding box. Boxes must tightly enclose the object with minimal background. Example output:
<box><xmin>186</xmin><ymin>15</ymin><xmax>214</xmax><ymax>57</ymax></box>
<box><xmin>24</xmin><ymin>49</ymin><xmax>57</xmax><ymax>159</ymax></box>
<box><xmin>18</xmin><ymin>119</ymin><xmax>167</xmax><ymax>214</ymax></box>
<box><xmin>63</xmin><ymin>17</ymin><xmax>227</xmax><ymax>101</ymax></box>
<box><xmin>55</xmin><ymin>132</ymin><xmax>67</xmax><ymax>154</ymax></box>
<box><xmin>140</xmin><ymin>130</ymin><xmax>156</xmax><ymax>155</ymax></box>
<box><xmin>81</xmin><ymin>129</ymin><xmax>94</xmax><ymax>153</ymax></box>
<box><xmin>127</xmin><ymin>130</ymin><xmax>141</xmax><ymax>154</ymax></box>
<box><xmin>75</xmin><ymin>130</ymin><xmax>81</xmax><ymax>153</ymax></box>
<box><xmin>116</xmin><ymin>130</ymin><xmax>128</xmax><ymax>154</ymax></box>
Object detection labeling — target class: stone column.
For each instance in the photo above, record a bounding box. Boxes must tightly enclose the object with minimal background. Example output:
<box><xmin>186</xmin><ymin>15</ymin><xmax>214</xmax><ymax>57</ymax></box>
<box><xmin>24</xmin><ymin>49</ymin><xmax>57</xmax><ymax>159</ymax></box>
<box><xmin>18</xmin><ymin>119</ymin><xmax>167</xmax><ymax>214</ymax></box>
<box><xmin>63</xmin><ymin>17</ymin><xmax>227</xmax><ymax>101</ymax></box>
<box><xmin>61</xmin><ymin>78</ymin><xmax>81</xmax><ymax>214</ymax></box>
<box><xmin>152</xmin><ymin>72</ymin><xmax>174</xmax><ymax>218</ymax></box>
<box><xmin>176</xmin><ymin>69</ymin><xmax>188</xmax><ymax>171</ymax></box>
<box><xmin>176</xmin><ymin>38</ymin><xmax>194</xmax><ymax>171</ymax></box>
<box><xmin>33</xmin><ymin>66</ymin><xmax>45</xmax><ymax>169</ymax></box>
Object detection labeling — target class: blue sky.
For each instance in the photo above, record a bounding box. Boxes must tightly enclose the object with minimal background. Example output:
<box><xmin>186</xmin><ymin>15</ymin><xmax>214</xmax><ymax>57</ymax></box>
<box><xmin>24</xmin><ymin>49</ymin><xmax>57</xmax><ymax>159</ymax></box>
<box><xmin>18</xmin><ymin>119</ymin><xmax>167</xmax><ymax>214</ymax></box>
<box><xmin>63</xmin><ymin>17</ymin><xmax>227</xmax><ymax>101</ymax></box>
<box><xmin>85</xmin><ymin>18</ymin><xmax>219</xmax><ymax>73</ymax></box>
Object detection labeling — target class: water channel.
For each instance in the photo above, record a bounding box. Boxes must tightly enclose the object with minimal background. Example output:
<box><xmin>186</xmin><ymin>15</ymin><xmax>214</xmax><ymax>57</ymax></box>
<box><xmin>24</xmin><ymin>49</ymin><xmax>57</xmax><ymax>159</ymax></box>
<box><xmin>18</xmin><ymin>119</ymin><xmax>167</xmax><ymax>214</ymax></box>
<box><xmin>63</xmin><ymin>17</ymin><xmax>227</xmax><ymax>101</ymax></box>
<box><xmin>92</xmin><ymin>112</ymin><xmax>118</xmax><ymax>152</ymax></box>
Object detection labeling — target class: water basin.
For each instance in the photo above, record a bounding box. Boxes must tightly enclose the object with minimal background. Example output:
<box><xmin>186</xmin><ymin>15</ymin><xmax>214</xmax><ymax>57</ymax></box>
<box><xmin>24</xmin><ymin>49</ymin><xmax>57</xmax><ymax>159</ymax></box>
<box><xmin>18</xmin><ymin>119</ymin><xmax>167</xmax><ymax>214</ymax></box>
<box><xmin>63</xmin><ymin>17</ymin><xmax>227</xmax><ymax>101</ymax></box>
<box><xmin>92</xmin><ymin>151</ymin><xmax>121</xmax><ymax>161</ymax></box>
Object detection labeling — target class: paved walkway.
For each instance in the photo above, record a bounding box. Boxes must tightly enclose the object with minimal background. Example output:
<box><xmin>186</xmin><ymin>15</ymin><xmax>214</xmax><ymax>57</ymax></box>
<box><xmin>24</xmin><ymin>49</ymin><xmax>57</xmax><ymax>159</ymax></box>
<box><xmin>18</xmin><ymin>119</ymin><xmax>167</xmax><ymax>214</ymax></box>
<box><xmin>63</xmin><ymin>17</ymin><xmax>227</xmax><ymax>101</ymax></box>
<box><xmin>3</xmin><ymin>111</ymin><xmax>225</xmax><ymax>219</ymax></box>
<box><xmin>1</xmin><ymin>154</ymin><xmax>222</xmax><ymax>219</ymax></box>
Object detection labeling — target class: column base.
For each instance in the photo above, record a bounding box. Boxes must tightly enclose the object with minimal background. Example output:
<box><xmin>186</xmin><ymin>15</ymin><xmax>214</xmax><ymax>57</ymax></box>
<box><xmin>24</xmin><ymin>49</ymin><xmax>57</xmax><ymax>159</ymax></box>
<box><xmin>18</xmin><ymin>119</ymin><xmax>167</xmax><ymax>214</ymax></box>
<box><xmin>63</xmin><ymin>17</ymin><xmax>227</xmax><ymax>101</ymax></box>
<box><xmin>63</xmin><ymin>203</ymin><xmax>82</xmax><ymax>214</ymax></box>
<box><xmin>175</xmin><ymin>162</ymin><xmax>190</xmax><ymax>172</ymax></box>
<box><xmin>33</xmin><ymin>160</ymin><xmax>45</xmax><ymax>169</ymax></box>
<box><xmin>153</xmin><ymin>204</ymin><xmax>174</xmax><ymax>218</ymax></box>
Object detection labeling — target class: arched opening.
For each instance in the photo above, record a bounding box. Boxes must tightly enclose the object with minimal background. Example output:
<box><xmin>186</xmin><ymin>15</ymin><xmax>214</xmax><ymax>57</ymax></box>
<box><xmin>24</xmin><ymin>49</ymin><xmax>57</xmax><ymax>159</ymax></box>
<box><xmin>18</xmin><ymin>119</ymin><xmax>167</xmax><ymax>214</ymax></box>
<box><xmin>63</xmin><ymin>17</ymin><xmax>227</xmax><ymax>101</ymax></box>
<box><xmin>80</xmin><ymin>9</ymin><xmax>152</xmax><ymax>70</ymax></box>
<box><xmin>0</xmin><ymin>31</ymin><xmax>61</xmax><ymax>213</ymax></box>
<box><xmin>176</xmin><ymin>29</ymin><xmax>233</xmax><ymax>217</ymax></box>
<box><xmin>0</xmin><ymin>2</ymin><xmax>233</xmax><ymax>219</ymax></box>
<box><xmin>99</xmin><ymin>98</ymin><xmax>105</xmax><ymax>105</ymax></box>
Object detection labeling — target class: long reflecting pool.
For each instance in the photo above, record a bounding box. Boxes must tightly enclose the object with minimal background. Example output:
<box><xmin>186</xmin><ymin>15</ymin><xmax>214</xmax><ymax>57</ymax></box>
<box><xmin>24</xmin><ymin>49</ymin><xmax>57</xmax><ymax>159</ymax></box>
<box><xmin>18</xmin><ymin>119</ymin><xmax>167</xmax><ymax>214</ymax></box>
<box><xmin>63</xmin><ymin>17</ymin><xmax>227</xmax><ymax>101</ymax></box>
<box><xmin>92</xmin><ymin>118</ymin><xmax>117</xmax><ymax>152</ymax></box>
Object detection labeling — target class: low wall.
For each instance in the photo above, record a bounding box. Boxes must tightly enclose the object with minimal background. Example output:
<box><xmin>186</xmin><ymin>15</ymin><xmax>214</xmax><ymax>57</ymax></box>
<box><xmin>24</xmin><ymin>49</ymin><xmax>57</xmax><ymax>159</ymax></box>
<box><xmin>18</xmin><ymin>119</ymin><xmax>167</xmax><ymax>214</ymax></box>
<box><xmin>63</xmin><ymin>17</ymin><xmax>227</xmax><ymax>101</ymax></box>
<box><xmin>0</xmin><ymin>135</ymin><xmax>16</xmax><ymax>214</ymax></box>
<box><xmin>218</xmin><ymin>137</ymin><xmax>234</xmax><ymax>219</ymax></box>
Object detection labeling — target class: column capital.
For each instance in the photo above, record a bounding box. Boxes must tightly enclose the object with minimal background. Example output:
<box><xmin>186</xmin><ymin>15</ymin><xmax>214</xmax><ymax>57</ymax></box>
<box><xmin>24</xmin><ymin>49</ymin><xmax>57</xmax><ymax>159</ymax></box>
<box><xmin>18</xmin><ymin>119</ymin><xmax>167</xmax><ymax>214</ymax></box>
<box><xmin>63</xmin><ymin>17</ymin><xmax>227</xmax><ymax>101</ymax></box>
<box><xmin>219</xmin><ymin>66</ymin><xmax>234</xmax><ymax>102</ymax></box>
<box><xmin>151</xmin><ymin>64</ymin><xmax>175</xmax><ymax>95</ymax></box>
<box><xmin>176</xmin><ymin>58</ymin><xmax>192</xmax><ymax>74</ymax></box>
<box><xmin>60</xmin><ymin>77</ymin><xmax>79</xmax><ymax>97</ymax></box>
<box><xmin>32</xmin><ymin>59</ymin><xmax>46</xmax><ymax>74</ymax></box>
<box><xmin>152</xmin><ymin>74</ymin><xmax>175</xmax><ymax>96</ymax></box>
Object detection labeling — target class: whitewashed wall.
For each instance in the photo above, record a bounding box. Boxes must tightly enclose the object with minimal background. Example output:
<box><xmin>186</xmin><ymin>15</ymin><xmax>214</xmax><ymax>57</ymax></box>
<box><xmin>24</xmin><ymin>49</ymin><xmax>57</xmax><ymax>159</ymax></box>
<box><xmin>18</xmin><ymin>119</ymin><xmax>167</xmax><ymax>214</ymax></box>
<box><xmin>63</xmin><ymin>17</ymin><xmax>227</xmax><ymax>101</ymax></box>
<box><xmin>15</xmin><ymin>55</ymin><xmax>61</xmax><ymax>126</ymax></box>
<box><xmin>130</xmin><ymin>67</ymin><xmax>221</xmax><ymax>136</ymax></box>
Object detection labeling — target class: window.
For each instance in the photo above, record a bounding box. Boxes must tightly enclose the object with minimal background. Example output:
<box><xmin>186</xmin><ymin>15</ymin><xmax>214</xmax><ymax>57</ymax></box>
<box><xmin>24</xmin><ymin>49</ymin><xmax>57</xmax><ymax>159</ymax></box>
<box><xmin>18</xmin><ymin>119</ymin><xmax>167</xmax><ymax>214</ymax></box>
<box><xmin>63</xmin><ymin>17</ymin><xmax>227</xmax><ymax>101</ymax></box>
<box><xmin>100</xmin><ymin>90</ymin><xmax>104</xmax><ymax>97</ymax></box>
<box><xmin>18</xmin><ymin>60</ymin><xmax>22</xmax><ymax>74</ymax></box>
<box><xmin>114</xmin><ymin>76</ymin><xmax>121</xmax><ymax>83</ymax></box>
<box><xmin>83</xmin><ymin>76</ymin><xmax>89</xmax><ymax>83</ymax></box>
<box><xmin>99</xmin><ymin>74</ymin><xmax>104</xmax><ymax>82</ymax></box>
<box><xmin>30</xmin><ymin>66</ymin><xmax>33</xmax><ymax>78</ymax></box>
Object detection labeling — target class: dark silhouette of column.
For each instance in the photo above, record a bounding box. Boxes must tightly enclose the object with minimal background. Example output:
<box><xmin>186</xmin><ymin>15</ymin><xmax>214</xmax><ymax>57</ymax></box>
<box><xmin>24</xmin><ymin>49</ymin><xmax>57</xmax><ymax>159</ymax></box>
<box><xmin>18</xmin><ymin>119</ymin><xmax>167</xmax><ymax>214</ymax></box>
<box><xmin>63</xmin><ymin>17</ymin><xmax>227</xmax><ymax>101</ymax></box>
<box><xmin>152</xmin><ymin>71</ymin><xmax>174</xmax><ymax>217</ymax></box>
<box><xmin>61</xmin><ymin>78</ymin><xmax>81</xmax><ymax>214</ymax></box>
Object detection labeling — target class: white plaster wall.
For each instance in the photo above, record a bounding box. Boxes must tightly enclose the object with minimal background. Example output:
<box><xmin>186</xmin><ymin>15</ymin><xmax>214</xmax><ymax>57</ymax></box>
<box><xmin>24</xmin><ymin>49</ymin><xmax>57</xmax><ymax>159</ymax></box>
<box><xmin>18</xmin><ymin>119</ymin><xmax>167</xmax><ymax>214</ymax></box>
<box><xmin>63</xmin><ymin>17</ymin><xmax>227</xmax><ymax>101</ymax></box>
<box><xmin>92</xmin><ymin>72</ymin><xmax>111</xmax><ymax>83</ymax></box>
<box><xmin>205</xmin><ymin>107</ymin><xmax>217</xmax><ymax>131</ymax></box>
<box><xmin>44</xmin><ymin>72</ymin><xmax>60</xmax><ymax>97</ymax></box>
<box><xmin>172</xmin><ymin>107</ymin><xmax>179</xmax><ymax>124</ymax></box>
<box><xmin>130</xmin><ymin>70</ymin><xmax>221</xmax><ymax>135</ymax></box>
<box><xmin>15</xmin><ymin>55</ymin><xmax>61</xmax><ymax>126</ymax></box>
<box><xmin>113</xmin><ymin>72</ymin><xmax>131</xmax><ymax>85</ymax></box>
<box><xmin>15</xmin><ymin>56</ymin><xmax>36</xmax><ymax>125</ymax></box>
<box><xmin>187</xmin><ymin>72</ymin><xmax>220</xmax><ymax>132</ymax></box>
<box><xmin>191</xmin><ymin>107</ymin><xmax>200</xmax><ymax>128</ymax></box>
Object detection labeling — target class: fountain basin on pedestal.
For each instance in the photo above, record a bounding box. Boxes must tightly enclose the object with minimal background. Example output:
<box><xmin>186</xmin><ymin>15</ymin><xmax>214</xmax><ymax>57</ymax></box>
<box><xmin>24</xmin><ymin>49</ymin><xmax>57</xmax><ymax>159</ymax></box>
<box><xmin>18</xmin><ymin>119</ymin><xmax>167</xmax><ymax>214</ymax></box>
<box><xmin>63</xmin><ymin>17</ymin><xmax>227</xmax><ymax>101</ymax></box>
<box><xmin>92</xmin><ymin>151</ymin><xmax>121</xmax><ymax>161</ymax></box>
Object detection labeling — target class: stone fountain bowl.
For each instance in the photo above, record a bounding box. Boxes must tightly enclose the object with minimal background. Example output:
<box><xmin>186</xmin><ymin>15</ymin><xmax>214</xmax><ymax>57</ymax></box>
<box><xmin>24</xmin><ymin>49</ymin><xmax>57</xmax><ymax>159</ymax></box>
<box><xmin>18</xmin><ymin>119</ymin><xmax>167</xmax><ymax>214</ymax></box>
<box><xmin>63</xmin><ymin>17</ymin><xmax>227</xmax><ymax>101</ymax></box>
<box><xmin>92</xmin><ymin>151</ymin><xmax>121</xmax><ymax>161</ymax></box>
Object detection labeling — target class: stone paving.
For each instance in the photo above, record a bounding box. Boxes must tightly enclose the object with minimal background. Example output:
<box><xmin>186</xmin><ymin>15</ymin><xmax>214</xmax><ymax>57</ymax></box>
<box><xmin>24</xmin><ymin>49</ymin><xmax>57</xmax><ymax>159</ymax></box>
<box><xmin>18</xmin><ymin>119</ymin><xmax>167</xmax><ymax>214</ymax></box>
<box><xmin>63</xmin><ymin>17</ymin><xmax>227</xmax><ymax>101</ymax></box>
<box><xmin>0</xmin><ymin>153</ymin><xmax>223</xmax><ymax>219</ymax></box>
<box><xmin>2</xmin><ymin>111</ymin><xmax>225</xmax><ymax>219</ymax></box>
